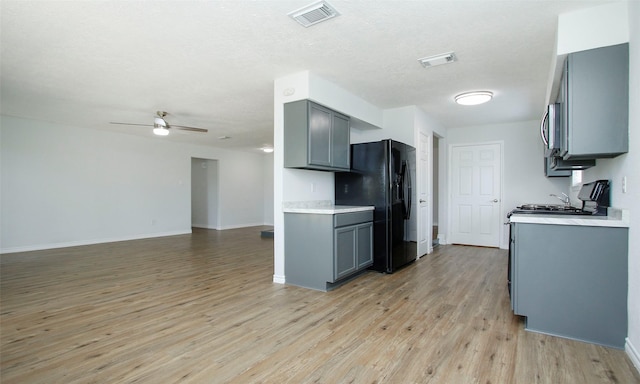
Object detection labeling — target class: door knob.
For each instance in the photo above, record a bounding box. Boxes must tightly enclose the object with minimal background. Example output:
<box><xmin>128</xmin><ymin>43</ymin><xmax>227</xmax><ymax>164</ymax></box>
<box><xmin>493</xmin><ymin>199</ymin><xmax>499</xmax><ymax>203</ymax></box>
<box><xmin>419</xmin><ymin>199</ymin><xmax>426</xmax><ymax>203</ymax></box>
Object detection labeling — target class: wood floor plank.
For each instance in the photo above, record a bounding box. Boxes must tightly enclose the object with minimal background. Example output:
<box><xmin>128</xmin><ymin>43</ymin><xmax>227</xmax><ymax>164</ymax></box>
<box><xmin>1</xmin><ymin>227</ymin><xmax>639</xmax><ymax>383</ymax></box>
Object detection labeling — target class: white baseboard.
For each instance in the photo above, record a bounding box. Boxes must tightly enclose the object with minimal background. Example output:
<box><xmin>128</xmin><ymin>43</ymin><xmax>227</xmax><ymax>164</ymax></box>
<box><xmin>193</xmin><ymin>222</ymin><xmax>274</xmax><ymax>231</ymax></box>
<box><xmin>0</xmin><ymin>230</ymin><xmax>192</xmax><ymax>254</ymax></box>
<box><xmin>626</xmin><ymin>338</ymin><xmax>640</xmax><ymax>375</ymax></box>
<box><xmin>217</xmin><ymin>222</ymin><xmax>268</xmax><ymax>230</ymax></box>
<box><xmin>273</xmin><ymin>275</ymin><xmax>286</xmax><ymax>284</ymax></box>
<box><xmin>192</xmin><ymin>224</ymin><xmax>218</xmax><ymax>230</ymax></box>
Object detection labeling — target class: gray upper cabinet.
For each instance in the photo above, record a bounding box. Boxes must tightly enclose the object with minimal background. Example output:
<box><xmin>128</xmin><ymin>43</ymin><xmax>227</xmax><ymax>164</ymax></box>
<box><xmin>543</xmin><ymin>156</ymin><xmax>571</xmax><ymax>177</ymax></box>
<box><xmin>284</xmin><ymin>100</ymin><xmax>350</xmax><ymax>171</ymax></box>
<box><xmin>559</xmin><ymin>43</ymin><xmax>629</xmax><ymax>160</ymax></box>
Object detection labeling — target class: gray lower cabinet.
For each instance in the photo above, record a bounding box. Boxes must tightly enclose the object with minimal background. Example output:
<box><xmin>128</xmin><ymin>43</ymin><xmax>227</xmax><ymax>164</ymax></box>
<box><xmin>285</xmin><ymin>211</ymin><xmax>373</xmax><ymax>291</ymax></box>
<box><xmin>511</xmin><ymin>222</ymin><xmax>628</xmax><ymax>348</ymax></box>
<box><xmin>284</xmin><ymin>100</ymin><xmax>350</xmax><ymax>171</ymax></box>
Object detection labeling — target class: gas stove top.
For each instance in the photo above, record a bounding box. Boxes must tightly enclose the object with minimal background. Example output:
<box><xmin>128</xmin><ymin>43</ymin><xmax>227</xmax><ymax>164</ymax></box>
<box><xmin>508</xmin><ymin>204</ymin><xmax>595</xmax><ymax>217</ymax></box>
<box><xmin>508</xmin><ymin>180</ymin><xmax>610</xmax><ymax>218</ymax></box>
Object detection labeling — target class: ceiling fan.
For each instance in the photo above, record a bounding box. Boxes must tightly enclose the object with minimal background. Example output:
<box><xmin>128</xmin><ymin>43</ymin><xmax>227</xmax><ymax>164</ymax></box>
<box><xmin>110</xmin><ymin>111</ymin><xmax>208</xmax><ymax>136</ymax></box>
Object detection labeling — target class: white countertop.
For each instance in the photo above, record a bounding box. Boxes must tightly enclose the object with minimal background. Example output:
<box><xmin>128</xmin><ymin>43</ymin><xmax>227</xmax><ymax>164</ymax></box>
<box><xmin>509</xmin><ymin>208</ymin><xmax>629</xmax><ymax>228</ymax></box>
<box><xmin>282</xmin><ymin>200</ymin><xmax>374</xmax><ymax>214</ymax></box>
<box><xmin>283</xmin><ymin>205</ymin><xmax>374</xmax><ymax>214</ymax></box>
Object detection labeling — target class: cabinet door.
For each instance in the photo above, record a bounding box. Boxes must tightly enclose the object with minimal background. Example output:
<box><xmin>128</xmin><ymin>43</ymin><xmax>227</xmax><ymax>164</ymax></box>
<box><xmin>356</xmin><ymin>223</ymin><xmax>373</xmax><ymax>269</ymax></box>
<box><xmin>564</xmin><ymin>43</ymin><xmax>629</xmax><ymax>159</ymax></box>
<box><xmin>334</xmin><ymin>226</ymin><xmax>357</xmax><ymax>280</ymax></box>
<box><xmin>331</xmin><ymin>112</ymin><xmax>350</xmax><ymax>169</ymax></box>
<box><xmin>308</xmin><ymin>103</ymin><xmax>332</xmax><ymax>167</ymax></box>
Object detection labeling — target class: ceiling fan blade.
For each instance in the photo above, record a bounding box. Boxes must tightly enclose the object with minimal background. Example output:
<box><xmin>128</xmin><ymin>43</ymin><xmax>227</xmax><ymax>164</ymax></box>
<box><xmin>172</xmin><ymin>125</ymin><xmax>208</xmax><ymax>133</ymax></box>
<box><xmin>109</xmin><ymin>122</ymin><xmax>152</xmax><ymax>127</ymax></box>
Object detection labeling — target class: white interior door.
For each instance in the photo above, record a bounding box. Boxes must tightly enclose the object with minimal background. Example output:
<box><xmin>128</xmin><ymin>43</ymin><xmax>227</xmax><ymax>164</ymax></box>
<box><xmin>450</xmin><ymin>143</ymin><xmax>502</xmax><ymax>247</ymax></box>
<box><xmin>417</xmin><ymin>131</ymin><xmax>431</xmax><ymax>256</ymax></box>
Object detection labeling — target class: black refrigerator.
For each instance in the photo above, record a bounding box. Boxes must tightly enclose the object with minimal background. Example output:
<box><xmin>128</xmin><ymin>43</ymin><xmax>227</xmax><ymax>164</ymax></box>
<box><xmin>335</xmin><ymin>139</ymin><xmax>416</xmax><ymax>273</ymax></box>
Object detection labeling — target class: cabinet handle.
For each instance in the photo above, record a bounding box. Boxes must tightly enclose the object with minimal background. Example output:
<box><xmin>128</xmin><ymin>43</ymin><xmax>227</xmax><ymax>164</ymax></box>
<box><xmin>540</xmin><ymin>109</ymin><xmax>549</xmax><ymax>146</ymax></box>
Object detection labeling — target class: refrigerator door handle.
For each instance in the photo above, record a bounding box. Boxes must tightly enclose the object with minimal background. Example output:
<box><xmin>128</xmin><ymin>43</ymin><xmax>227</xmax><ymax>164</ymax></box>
<box><xmin>405</xmin><ymin>161</ymin><xmax>412</xmax><ymax>220</ymax></box>
<box><xmin>400</xmin><ymin>160</ymin><xmax>411</xmax><ymax>220</ymax></box>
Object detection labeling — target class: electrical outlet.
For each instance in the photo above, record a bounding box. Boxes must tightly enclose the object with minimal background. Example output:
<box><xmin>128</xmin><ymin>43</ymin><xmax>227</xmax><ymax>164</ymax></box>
<box><xmin>622</xmin><ymin>176</ymin><xmax>627</xmax><ymax>193</ymax></box>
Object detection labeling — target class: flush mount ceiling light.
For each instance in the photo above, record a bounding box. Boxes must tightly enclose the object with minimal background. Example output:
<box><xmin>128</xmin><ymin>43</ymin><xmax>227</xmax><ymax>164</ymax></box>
<box><xmin>288</xmin><ymin>1</ymin><xmax>340</xmax><ymax>28</ymax></box>
<box><xmin>454</xmin><ymin>91</ymin><xmax>493</xmax><ymax>106</ymax></box>
<box><xmin>261</xmin><ymin>147</ymin><xmax>274</xmax><ymax>153</ymax></box>
<box><xmin>418</xmin><ymin>52</ymin><xmax>457</xmax><ymax>68</ymax></box>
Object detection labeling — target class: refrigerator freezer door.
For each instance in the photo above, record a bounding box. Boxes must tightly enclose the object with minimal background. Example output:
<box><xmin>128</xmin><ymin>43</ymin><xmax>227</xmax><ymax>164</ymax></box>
<box><xmin>335</xmin><ymin>139</ymin><xmax>416</xmax><ymax>273</ymax></box>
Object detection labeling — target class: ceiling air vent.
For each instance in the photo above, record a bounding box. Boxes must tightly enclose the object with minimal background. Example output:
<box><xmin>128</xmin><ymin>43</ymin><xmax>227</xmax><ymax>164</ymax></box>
<box><xmin>418</xmin><ymin>52</ymin><xmax>457</xmax><ymax>68</ymax></box>
<box><xmin>288</xmin><ymin>1</ymin><xmax>340</xmax><ymax>28</ymax></box>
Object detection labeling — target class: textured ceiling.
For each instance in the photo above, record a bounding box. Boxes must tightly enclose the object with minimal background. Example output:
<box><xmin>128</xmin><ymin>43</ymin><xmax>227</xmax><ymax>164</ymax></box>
<box><xmin>0</xmin><ymin>0</ymin><xmax>616</xmax><ymax>152</ymax></box>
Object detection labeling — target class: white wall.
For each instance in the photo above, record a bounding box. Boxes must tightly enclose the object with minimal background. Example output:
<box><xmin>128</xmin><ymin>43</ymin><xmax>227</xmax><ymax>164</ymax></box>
<box><xmin>0</xmin><ymin>115</ymin><xmax>269</xmax><ymax>253</ymax></box>
<box><xmin>447</xmin><ymin>120</ymin><xmax>571</xmax><ymax>248</ymax></box>
<box><xmin>351</xmin><ymin>106</ymin><xmax>415</xmax><ymax>146</ymax></box>
<box><xmin>557</xmin><ymin>2</ymin><xmax>629</xmax><ymax>55</ymax></box>
<box><xmin>216</xmin><ymin>151</ymin><xmax>267</xmax><ymax>230</ymax></box>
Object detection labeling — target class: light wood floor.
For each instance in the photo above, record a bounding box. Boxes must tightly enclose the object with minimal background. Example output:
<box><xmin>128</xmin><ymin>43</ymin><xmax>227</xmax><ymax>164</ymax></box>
<box><xmin>2</xmin><ymin>227</ymin><xmax>639</xmax><ymax>383</ymax></box>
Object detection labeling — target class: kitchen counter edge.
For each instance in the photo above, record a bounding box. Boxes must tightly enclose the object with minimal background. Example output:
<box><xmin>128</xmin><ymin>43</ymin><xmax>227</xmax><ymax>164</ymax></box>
<box><xmin>509</xmin><ymin>208</ymin><xmax>629</xmax><ymax>228</ymax></box>
<box><xmin>283</xmin><ymin>205</ymin><xmax>375</xmax><ymax>214</ymax></box>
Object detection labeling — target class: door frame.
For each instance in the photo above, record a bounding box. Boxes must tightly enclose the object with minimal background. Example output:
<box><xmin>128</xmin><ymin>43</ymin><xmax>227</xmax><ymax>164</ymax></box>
<box><xmin>191</xmin><ymin>157</ymin><xmax>220</xmax><ymax>230</ymax></box>
<box><xmin>417</xmin><ymin>131</ymin><xmax>431</xmax><ymax>258</ymax></box>
<box><xmin>447</xmin><ymin>141</ymin><xmax>504</xmax><ymax>248</ymax></box>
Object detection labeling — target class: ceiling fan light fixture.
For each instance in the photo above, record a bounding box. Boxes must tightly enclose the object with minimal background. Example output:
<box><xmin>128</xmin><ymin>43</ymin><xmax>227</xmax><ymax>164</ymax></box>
<box><xmin>153</xmin><ymin>116</ymin><xmax>169</xmax><ymax>135</ymax></box>
<box><xmin>455</xmin><ymin>91</ymin><xmax>493</xmax><ymax>106</ymax></box>
<box><xmin>153</xmin><ymin>126</ymin><xmax>169</xmax><ymax>136</ymax></box>
<box><xmin>154</xmin><ymin>117</ymin><xmax>166</xmax><ymax>127</ymax></box>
